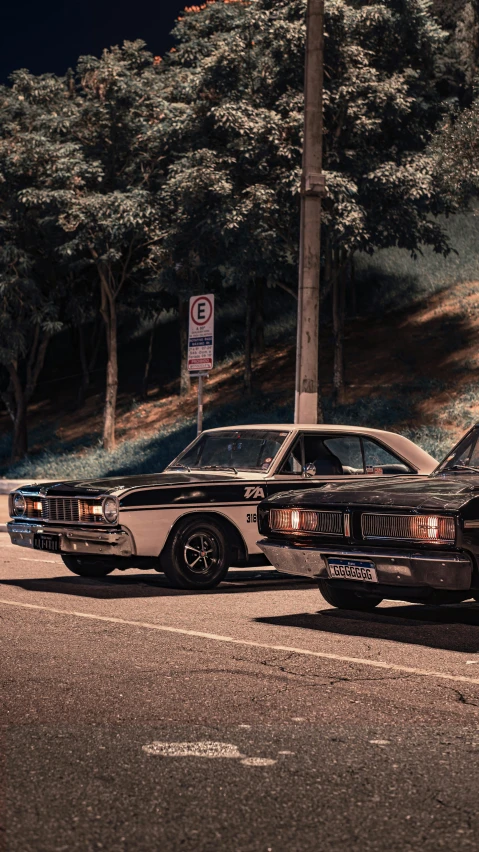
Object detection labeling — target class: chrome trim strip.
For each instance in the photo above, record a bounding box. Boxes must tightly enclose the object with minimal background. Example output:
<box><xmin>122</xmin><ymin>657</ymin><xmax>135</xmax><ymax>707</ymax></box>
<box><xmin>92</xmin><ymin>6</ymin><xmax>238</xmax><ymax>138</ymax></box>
<box><xmin>344</xmin><ymin>514</ymin><xmax>351</xmax><ymax>537</ymax></box>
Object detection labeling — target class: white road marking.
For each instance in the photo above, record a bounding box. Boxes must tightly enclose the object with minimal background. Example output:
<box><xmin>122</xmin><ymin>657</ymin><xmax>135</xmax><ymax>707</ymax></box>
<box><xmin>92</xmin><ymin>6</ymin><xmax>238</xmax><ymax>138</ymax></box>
<box><xmin>142</xmin><ymin>741</ymin><xmax>277</xmax><ymax>767</ymax></box>
<box><xmin>19</xmin><ymin>557</ymin><xmax>59</xmax><ymax>564</ymax></box>
<box><xmin>1</xmin><ymin>597</ymin><xmax>479</xmax><ymax>686</ymax></box>
<box><xmin>369</xmin><ymin>740</ymin><xmax>390</xmax><ymax>746</ymax></box>
<box><xmin>143</xmin><ymin>742</ymin><xmax>243</xmax><ymax>758</ymax></box>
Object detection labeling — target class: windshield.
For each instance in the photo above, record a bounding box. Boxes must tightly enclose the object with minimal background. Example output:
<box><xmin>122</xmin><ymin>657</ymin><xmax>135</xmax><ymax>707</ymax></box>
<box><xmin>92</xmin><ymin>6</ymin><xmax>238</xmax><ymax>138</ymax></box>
<box><xmin>167</xmin><ymin>429</ymin><xmax>290</xmax><ymax>473</ymax></box>
<box><xmin>435</xmin><ymin>427</ymin><xmax>479</xmax><ymax>474</ymax></box>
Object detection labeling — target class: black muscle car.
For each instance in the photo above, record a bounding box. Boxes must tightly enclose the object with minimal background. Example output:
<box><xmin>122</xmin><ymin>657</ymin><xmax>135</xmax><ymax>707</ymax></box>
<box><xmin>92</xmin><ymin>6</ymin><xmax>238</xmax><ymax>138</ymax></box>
<box><xmin>257</xmin><ymin>424</ymin><xmax>479</xmax><ymax>610</ymax></box>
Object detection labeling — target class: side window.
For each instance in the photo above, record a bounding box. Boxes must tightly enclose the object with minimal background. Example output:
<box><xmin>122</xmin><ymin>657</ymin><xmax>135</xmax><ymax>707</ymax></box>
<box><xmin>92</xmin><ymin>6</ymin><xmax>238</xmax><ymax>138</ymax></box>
<box><xmin>302</xmin><ymin>436</ymin><xmax>349</xmax><ymax>476</ymax></box>
<box><xmin>279</xmin><ymin>438</ymin><xmax>303</xmax><ymax>475</ymax></box>
<box><xmin>362</xmin><ymin>438</ymin><xmax>413</xmax><ymax>474</ymax></box>
<box><xmin>323</xmin><ymin>437</ymin><xmax>364</xmax><ymax>474</ymax></box>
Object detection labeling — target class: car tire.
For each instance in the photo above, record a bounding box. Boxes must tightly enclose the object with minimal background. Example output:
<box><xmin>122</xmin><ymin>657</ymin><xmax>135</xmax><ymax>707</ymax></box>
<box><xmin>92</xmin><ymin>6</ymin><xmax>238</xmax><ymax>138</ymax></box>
<box><xmin>162</xmin><ymin>516</ymin><xmax>230</xmax><ymax>590</ymax></box>
<box><xmin>318</xmin><ymin>580</ymin><xmax>382</xmax><ymax>611</ymax></box>
<box><xmin>61</xmin><ymin>555</ymin><xmax>115</xmax><ymax>578</ymax></box>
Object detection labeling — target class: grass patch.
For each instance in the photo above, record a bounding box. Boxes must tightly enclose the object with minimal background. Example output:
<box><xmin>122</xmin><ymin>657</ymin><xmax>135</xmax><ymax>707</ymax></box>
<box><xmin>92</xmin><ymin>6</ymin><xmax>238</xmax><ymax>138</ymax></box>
<box><xmin>356</xmin><ymin>210</ymin><xmax>479</xmax><ymax>314</ymax></box>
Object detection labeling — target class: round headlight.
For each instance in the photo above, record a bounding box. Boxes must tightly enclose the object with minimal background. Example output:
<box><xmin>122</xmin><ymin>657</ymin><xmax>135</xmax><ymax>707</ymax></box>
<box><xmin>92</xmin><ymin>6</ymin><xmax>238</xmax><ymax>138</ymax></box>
<box><xmin>13</xmin><ymin>493</ymin><xmax>26</xmax><ymax>516</ymax></box>
<box><xmin>103</xmin><ymin>497</ymin><xmax>118</xmax><ymax>524</ymax></box>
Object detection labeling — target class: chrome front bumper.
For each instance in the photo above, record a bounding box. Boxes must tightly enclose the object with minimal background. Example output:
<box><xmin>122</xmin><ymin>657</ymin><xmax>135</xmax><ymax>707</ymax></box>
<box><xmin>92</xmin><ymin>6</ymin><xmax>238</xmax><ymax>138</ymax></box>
<box><xmin>7</xmin><ymin>521</ymin><xmax>135</xmax><ymax>558</ymax></box>
<box><xmin>258</xmin><ymin>539</ymin><xmax>474</xmax><ymax>591</ymax></box>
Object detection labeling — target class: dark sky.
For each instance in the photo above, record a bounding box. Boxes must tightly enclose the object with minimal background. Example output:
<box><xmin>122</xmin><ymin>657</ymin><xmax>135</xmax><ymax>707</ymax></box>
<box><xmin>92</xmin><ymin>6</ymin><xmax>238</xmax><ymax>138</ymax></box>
<box><xmin>1</xmin><ymin>0</ymin><xmax>186</xmax><ymax>84</ymax></box>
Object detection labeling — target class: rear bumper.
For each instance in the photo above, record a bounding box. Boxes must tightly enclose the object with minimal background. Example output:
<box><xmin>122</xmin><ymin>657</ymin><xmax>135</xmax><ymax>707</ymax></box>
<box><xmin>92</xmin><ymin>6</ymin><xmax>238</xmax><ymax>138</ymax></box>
<box><xmin>257</xmin><ymin>539</ymin><xmax>474</xmax><ymax>591</ymax></box>
<box><xmin>7</xmin><ymin>521</ymin><xmax>135</xmax><ymax>558</ymax></box>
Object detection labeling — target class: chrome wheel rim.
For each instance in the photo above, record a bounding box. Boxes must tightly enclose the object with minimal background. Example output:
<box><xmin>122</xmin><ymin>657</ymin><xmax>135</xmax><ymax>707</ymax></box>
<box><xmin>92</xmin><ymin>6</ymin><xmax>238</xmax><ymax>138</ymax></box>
<box><xmin>183</xmin><ymin>531</ymin><xmax>219</xmax><ymax>575</ymax></box>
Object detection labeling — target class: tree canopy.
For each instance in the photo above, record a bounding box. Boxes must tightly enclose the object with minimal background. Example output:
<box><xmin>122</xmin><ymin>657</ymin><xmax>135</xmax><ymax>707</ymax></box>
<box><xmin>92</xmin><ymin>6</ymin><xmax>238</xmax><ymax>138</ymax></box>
<box><xmin>0</xmin><ymin>0</ymin><xmax>476</xmax><ymax>458</ymax></box>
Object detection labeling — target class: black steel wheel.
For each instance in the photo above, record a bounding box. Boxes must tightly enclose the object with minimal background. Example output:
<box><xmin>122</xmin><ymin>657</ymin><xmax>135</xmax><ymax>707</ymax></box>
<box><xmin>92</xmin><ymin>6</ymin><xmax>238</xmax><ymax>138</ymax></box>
<box><xmin>162</xmin><ymin>516</ymin><xmax>230</xmax><ymax>590</ymax></box>
<box><xmin>318</xmin><ymin>579</ymin><xmax>382</xmax><ymax>611</ymax></box>
<box><xmin>61</xmin><ymin>555</ymin><xmax>115</xmax><ymax>578</ymax></box>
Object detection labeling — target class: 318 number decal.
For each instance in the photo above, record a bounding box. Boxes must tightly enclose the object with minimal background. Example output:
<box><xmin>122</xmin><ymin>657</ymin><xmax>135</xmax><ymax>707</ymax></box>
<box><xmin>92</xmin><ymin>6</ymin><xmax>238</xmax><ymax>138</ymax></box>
<box><xmin>246</xmin><ymin>513</ymin><xmax>257</xmax><ymax>524</ymax></box>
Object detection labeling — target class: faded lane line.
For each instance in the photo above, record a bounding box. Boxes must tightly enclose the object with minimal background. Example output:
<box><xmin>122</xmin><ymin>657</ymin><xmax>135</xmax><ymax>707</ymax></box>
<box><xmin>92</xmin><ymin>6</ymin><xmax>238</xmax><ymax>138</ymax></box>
<box><xmin>0</xmin><ymin>596</ymin><xmax>478</xmax><ymax>686</ymax></box>
<box><xmin>19</xmin><ymin>557</ymin><xmax>59</xmax><ymax>564</ymax></box>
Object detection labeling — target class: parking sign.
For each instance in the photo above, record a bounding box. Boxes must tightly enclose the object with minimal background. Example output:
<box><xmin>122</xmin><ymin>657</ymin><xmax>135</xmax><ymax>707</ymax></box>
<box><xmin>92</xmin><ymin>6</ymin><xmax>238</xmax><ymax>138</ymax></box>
<box><xmin>188</xmin><ymin>294</ymin><xmax>214</xmax><ymax>372</ymax></box>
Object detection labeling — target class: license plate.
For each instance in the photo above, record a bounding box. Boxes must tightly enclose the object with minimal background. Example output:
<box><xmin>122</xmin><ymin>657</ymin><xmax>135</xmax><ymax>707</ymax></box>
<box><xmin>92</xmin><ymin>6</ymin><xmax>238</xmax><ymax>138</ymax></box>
<box><xmin>33</xmin><ymin>534</ymin><xmax>60</xmax><ymax>553</ymax></box>
<box><xmin>327</xmin><ymin>558</ymin><xmax>378</xmax><ymax>583</ymax></box>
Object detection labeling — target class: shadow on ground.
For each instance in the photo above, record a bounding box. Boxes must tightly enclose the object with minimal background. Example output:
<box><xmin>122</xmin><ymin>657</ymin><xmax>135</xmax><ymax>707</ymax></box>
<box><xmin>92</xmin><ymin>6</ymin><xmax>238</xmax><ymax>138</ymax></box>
<box><xmin>0</xmin><ymin>570</ymin><xmax>315</xmax><ymax>600</ymax></box>
<box><xmin>256</xmin><ymin>603</ymin><xmax>479</xmax><ymax>654</ymax></box>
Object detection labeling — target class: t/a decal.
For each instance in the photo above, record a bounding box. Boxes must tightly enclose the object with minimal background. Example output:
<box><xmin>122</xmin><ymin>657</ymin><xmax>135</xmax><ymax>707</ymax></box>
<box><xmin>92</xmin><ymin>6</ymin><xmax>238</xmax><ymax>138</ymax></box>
<box><xmin>244</xmin><ymin>486</ymin><xmax>265</xmax><ymax>500</ymax></box>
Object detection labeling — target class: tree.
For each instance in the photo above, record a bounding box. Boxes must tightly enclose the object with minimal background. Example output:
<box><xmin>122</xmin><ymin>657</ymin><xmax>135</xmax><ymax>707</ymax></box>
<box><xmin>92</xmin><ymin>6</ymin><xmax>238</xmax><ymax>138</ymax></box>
<box><xmin>431</xmin><ymin>94</ymin><xmax>479</xmax><ymax>208</ymax></box>
<box><xmin>163</xmin><ymin>0</ymin><xmax>452</xmax><ymax>402</ymax></box>
<box><xmin>0</xmin><ymin>71</ymin><xmax>69</xmax><ymax>459</ymax></box>
<box><xmin>29</xmin><ymin>42</ymin><xmax>180</xmax><ymax>450</ymax></box>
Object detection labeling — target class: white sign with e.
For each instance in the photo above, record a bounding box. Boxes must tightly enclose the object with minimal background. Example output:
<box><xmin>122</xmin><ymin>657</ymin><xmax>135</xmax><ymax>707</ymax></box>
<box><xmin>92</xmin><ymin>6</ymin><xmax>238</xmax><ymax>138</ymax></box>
<box><xmin>188</xmin><ymin>294</ymin><xmax>215</xmax><ymax>372</ymax></box>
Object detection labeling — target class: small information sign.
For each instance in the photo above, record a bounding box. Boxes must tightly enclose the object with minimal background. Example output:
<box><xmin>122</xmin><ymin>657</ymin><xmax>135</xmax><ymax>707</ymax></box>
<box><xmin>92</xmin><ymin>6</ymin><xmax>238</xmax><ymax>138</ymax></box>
<box><xmin>188</xmin><ymin>294</ymin><xmax>214</xmax><ymax>372</ymax></box>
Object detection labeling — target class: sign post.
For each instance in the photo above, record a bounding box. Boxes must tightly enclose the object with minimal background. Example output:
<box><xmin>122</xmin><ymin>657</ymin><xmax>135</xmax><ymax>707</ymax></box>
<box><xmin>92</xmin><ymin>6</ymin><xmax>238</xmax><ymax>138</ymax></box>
<box><xmin>188</xmin><ymin>294</ymin><xmax>215</xmax><ymax>435</ymax></box>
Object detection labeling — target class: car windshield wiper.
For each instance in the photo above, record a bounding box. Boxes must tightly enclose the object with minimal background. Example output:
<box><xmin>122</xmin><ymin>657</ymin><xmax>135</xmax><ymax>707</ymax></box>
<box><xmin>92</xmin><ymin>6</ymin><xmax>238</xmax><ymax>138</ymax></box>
<box><xmin>446</xmin><ymin>464</ymin><xmax>479</xmax><ymax>473</ymax></box>
<box><xmin>168</xmin><ymin>464</ymin><xmax>191</xmax><ymax>472</ymax></box>
<box><xmin>200</xmin><ymin>465</ymin><xmax>238</xmax><ymax>474</ymax></box>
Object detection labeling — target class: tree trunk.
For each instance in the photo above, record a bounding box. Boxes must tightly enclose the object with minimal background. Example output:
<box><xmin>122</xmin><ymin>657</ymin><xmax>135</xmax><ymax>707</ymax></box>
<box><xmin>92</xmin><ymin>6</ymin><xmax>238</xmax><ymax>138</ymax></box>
<box><xmin>254</xmin><ymin>279</ymin><xmax>265</xmax><ymax>354</ymax></box>
<box><xmin>6</xmin><ymin>329</ymin><xmax>51</xmax><ymax>462</ymax></box>
<box><xmin>100</xmin><ymin>274</ymin><xmax>118</xmax><ymax>452</ymax></box>
<box><xmin>349</xmin><ymin>253</ymin><xmax>356</xmax><ymax>318</ymax></box>
<box><xmin>142</xmin><ymin>326</ymin><xmax>155</xmax><ymax>399</ymax></box>
<box><xmin>11</xmin><ymin>400</ymin><xmax>28</xmax><ymax>462</ymax></box>
<box><xmin>332</xmin><ymin>249</ymin><xmax>346</xmax><ymax>405</ymax></box>
<box><xmin>8</xmin><ymin>364</ymin><xmax>28</xmax><ymax>462</ymax></box>
<box><xmin>77</xmin><ymin>323</ymin><xmax>90</xmax><ymax>407</ymax></box>
<box><xmin>244</xmin><ymin>280</ymin><xmax>253</xmax><ymax>394</ymax></box>
<box><xmin>179</xmin><ymin>298</ymin><xmax>191</xmax><ymax>396</ymax></box>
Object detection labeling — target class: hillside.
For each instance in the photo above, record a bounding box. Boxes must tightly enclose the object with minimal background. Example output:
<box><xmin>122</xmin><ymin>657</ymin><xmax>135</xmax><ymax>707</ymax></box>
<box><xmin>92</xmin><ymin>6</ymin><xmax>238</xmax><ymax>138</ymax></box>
<box><xmin>2</xmin><ymin>277</ymin><xmax>479</xmax><ymax>481</ymax></box>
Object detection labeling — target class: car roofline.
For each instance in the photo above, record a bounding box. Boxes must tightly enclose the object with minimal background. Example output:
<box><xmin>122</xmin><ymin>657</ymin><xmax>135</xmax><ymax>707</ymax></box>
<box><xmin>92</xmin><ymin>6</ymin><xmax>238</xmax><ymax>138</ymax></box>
<box><xmin>199</xmin><ymin>424</ymin><xmax>436</xmax><ymax>472</ymax></box>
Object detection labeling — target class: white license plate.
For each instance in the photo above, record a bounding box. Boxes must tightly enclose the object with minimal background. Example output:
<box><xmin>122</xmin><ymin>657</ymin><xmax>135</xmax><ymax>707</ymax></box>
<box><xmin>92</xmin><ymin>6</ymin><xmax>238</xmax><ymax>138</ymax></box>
<box><xmin>327</xmin><ymin>558</ymin><xmax>378</xmax><ymax>583</ymax></box>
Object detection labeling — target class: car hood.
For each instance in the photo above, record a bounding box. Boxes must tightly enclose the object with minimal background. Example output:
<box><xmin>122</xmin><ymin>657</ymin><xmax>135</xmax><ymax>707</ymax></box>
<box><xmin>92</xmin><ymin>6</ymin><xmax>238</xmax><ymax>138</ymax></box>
<box><xmin>18</xmin><ymin>470</ymin><xmax>253</xmax><ymax>498</ymax></box>
<box><xmin>266</xmin><ymin>474</ymin><xmax>479</xmax><ymax>512</ymax></box>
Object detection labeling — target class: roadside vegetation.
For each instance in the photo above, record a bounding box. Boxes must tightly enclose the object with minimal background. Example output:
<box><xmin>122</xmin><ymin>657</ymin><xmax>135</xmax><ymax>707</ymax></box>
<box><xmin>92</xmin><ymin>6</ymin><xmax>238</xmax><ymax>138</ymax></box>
<box><xmin>0</xmin><ymin>0</ymin><xmax>479</xmax><ymax>477</ymax></box>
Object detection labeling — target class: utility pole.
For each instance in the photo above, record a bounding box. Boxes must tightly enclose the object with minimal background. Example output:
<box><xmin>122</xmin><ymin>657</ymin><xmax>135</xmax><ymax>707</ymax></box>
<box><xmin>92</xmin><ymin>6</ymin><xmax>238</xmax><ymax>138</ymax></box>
<box><xmin>294</xmin><ymin>0</ymin><xmax>325</xmax><ymax>424</ymax></box>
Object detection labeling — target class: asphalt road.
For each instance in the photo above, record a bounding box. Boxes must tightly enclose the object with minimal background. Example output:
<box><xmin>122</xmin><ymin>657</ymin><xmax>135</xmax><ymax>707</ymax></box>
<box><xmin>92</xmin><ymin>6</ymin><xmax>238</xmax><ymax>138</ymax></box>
<box><xmin>2</xmin><ymin>534</ymin><xmax>479</xmax><ymax>851</ymax></box>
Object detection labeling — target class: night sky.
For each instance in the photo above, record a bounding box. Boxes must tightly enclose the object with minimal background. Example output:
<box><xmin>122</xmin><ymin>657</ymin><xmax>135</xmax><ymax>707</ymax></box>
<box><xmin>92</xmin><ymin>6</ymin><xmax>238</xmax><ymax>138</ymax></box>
<box><xmin>1</xmin><ymin>0</ymin><xmax>186</xmax><ymax>84</ymax></box>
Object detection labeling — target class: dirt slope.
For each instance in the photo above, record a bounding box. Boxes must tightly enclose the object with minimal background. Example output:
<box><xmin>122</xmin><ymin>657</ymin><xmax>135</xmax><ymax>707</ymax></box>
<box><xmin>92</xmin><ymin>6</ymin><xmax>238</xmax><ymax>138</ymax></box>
<box><xmin>2</xmin><ymin>279</ymin><xmax>479</xmax><ymax>460</ymax></box>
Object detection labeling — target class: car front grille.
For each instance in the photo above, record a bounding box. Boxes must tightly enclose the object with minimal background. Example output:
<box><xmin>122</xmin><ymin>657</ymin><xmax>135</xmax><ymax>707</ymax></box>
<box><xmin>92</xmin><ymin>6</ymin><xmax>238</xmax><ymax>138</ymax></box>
<box><xmin>41</xmin><ymin>497</ymin><xmax>81</xmax><ymax>522</ymax></box>
<box><xmin>270</xmin><ymin>508</ymin><xmax>343</xmax><ymax>536</ymax></box>
<box><xmin>361</xmin><ymin>513</ymin><xmax>455</xmax><ymax>543</ymax></box>
<box><xmin>38</xmin><ymin>497</ymin><xmax>104</xmax><ymax>524</ymax></box>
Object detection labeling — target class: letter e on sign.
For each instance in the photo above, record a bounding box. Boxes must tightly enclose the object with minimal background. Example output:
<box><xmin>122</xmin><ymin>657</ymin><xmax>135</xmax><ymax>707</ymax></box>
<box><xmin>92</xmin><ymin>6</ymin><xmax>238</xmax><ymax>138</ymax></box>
<box><xmin>188</xmin><ymin>294</ymin><xmax>215</xmax><ymax>372</ymax></box>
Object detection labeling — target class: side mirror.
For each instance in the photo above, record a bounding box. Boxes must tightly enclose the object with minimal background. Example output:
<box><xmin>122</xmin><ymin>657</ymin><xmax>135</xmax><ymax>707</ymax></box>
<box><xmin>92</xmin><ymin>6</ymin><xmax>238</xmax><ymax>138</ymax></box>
<box><xmin>303</xmin><ymin>463</ymin><xmax>316</xmax><ymax>478</ymax></box>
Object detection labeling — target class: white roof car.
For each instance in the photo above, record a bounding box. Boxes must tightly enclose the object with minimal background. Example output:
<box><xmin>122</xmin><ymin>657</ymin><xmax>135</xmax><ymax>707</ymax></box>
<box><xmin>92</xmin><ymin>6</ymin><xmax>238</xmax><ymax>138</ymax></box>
<box><xmin>8</xmin><ymin>424</ymin><xmax>436</xmax><ymax>590</ymax></box>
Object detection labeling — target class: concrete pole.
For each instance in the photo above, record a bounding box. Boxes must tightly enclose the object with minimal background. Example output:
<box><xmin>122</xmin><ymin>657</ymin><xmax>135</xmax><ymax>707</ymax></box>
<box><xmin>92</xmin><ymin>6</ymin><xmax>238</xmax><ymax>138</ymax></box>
<box><xmin>294</xmin><ymin>0</ymin><xmax>325</xmax><ymax>424</ymax></box>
